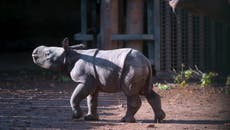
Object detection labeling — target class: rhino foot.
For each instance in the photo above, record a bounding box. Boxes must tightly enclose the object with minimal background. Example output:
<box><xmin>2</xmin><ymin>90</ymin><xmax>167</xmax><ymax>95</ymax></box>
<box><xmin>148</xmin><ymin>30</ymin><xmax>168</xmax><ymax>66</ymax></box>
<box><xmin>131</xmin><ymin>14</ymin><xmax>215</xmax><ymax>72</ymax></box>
<box><xmin>84</xmin><ymin>114</ymin><xmax>99</xmax><ymax>121</ymax></box>
<box><xmin>154</xmin><ymin>110</ymin><xmax>166</xmax><ymax>123</ymax></box>
<box><xmin>72</xmin><ymin>110</ymin><xmax>83</xmax><ymax>119</ymax></box>
<box><xmin>120</xmin><ymin>116</ymin><xmax>136</xmax><ymax>123</ymax></box>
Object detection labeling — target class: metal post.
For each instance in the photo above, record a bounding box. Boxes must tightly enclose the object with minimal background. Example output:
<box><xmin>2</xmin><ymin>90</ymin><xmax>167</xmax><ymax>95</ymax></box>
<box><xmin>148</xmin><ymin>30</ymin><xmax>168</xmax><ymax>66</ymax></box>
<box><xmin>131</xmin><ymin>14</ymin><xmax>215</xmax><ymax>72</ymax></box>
<box><xmin>153</xmin><ymin>0</ymin><xmax>161</xmax><ymax>73</ymax></box>
<box><xmin>147</xmin><ymin>0</ymin><xmax>154</xmax><ymax>65</ymax></box>
<box><xmin>188</xmin><ymin>14</ymin><xmax>194</xmax><ymax>67</ymax></box>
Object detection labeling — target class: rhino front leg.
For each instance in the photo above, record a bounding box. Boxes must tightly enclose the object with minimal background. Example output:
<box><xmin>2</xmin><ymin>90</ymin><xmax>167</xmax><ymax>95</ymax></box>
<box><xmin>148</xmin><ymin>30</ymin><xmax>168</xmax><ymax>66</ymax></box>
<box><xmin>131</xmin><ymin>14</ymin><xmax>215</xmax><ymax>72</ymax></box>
<box><xmin>70</xmin><ymin>83</ymin><xmax>90</xmax><ymax>119</ymax></box>
<box><xmin>84</xmin><ymin>91</ymin><xmax>99</xmax><ymax>121</ymax></box>
<box><xmin>121</xmin><ymin>95</ymin><xmax>141</xmax><ymax>123</ymax></box>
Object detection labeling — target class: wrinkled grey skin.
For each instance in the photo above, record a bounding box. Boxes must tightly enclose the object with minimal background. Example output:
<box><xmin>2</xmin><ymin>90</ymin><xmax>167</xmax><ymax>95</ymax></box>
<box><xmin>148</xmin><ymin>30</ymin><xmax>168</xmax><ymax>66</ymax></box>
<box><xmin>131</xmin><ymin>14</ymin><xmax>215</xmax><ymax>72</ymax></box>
<box><xmin>32</xmin><ymin>38</ymin><xmax>165</xmax><ymax>123</ymax></box>
<box><xmin>169</xmin><ymin>0</ymin><xmax>230</xmax><ymax>23</ymax></box>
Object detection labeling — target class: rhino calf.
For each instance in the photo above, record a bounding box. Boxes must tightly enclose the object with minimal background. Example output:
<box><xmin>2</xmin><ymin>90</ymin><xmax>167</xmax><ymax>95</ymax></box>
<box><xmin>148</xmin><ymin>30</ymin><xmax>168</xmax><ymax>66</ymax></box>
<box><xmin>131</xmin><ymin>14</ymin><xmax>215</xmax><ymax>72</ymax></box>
<box><xmin>32</xmin><ymin>38</ymin><xmax>165</xmax><ymax>123</ymax></box>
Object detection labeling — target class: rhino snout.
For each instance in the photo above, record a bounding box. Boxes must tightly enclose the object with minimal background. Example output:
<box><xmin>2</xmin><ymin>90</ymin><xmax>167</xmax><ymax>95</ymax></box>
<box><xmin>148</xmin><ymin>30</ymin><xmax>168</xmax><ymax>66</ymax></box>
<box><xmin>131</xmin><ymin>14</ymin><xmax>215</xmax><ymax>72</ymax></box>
<box><xmin>32</xmin><ymin>46</ymin><xmax>46</xmax><ymax>63</ymax></box>
<box><xmin>32</xmin><ymin>49</ymin><xmax>38</xmax><ymax>63</ymax></box>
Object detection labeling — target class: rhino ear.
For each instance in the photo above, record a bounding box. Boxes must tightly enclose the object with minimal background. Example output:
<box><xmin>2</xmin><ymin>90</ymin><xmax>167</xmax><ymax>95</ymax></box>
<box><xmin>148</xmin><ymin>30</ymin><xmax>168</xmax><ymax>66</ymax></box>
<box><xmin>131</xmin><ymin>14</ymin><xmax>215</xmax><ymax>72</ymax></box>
<box><xmin>62</xmin><ymin>37</ymin><xmax>69</xmax><ymax>51</ymax></box>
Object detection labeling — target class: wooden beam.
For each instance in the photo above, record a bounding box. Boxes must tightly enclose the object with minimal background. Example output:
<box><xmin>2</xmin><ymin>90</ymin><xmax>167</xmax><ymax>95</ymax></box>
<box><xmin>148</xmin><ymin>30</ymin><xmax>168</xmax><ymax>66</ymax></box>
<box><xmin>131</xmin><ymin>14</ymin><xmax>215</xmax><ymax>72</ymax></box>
<box><xmin>111</xmin><ymin>0</ymin><xmax>119</xmax><ymax>49</ymax></box>
<box><xmin>74</xmin><ymin>34</ymin><xmax>154</xmax><ymax>41</ymax></box>
<box><xmin>74</xmin><ymin>34</ymin><xmax>94</xmax><ymax>41</ymax></box>
<box><xmin>100</xmin><ymin>0</ymin><xmax>111</xmax><ymax>49</ymax></box>
<box><xmin>112</xmin><ymin>34</ymin><xmax>154</xmax><ymax>41</ymax></box>
<box><xmin>126</xmin><ymin>0</ymin><xmax>144</xmax><ymax>52</ymax></box>
<box><xmin>100</xmin><ymin>0</ymin><xmax>118</xmax><ymax>50</ymax></box>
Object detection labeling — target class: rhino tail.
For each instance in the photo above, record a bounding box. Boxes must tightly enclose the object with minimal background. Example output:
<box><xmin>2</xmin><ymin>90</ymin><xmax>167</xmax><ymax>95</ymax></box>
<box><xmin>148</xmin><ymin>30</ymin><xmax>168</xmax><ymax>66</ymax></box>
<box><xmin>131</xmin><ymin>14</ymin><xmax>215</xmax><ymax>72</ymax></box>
<box><xmin>147</xmin><ymin>61</ymin><xmax>154</xmax><ymax>92</ymax></box>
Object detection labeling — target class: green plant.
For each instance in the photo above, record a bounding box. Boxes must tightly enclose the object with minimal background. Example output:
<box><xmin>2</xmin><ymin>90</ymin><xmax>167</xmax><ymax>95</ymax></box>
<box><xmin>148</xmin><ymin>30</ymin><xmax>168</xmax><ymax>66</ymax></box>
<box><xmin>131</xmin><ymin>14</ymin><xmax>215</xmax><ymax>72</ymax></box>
<box><xmin>157</xmin><ymin>83</ymin><xmax>171</xmax><ymax>90</ymax></box>
<box><xmin>184</xmin><ymin>70</ymin><xmax>193</xmax><ymax>79</ymax></box>
<box><xmin>173</xmin><ymin>65</ymin><xmax>217</xmax><ymax>88</ymax></box>
<box><xmin>225</xmin><ymin>76</ymin><xmax>230</xmax><ymax>95</ymax></box>
<box><xmin>225</xmin><ymin>76</ymin><xmax>230</xmax><ymax>86</ymax></box>
<box><xmin>200</xmin><ymin>72</ymin><xmax>217</xmax><ymax>87</ymax></box>
<box><xmin>225</xmin><ymin>86</ymin><xmax>230</xmax><ymax>95</ymax></box>
<box><xmin>174</xmin><ymin>74</ymin><xmax>182</xmax><ymax>84</ymax></box>
<box><xmin>173</xmin><ymin>64</ymin><xmax>193</xmax><ymax>87</ymax></box>
<box><xmin>58</xmin><ymin>75</ymin><xmax>71</xmax><ymax>82</ymax></box>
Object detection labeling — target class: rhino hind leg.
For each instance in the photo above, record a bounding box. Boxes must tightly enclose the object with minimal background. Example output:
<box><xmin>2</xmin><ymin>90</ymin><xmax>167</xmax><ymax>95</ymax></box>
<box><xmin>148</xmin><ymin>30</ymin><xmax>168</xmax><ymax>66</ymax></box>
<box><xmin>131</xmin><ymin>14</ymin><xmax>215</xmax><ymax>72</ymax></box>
<box><xmin>121</xmin><ymin>95</ymin><xmax>141</xmax><ymax>123</ymax></box>
<box><xmin>145</xmin><ymin>90</ymin><xmax>166</xmax><ymax>123</ymax></box>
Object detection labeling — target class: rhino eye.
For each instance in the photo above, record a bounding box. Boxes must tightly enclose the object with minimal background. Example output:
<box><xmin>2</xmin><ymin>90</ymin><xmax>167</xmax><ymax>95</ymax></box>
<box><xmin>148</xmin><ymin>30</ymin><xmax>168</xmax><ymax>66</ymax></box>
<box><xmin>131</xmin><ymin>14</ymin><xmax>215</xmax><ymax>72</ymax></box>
<box><xmin>45</xmin><ymin>50</ymin><xmax>51</xmax><ymax>57</ymax></box>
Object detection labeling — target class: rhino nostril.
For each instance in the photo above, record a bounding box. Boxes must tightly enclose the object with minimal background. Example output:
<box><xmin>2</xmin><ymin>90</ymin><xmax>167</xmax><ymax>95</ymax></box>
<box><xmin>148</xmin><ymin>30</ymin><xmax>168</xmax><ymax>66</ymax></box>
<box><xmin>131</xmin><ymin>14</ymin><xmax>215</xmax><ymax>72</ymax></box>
<box><xmin>32</xmin><ymin>49</ymin><xmax>38</xmax><ymax>56</ymax></box>
<box><xmin>32</xmin><ymin>55</ymin><xmax>38</xmax><ymax>60</ymax></box>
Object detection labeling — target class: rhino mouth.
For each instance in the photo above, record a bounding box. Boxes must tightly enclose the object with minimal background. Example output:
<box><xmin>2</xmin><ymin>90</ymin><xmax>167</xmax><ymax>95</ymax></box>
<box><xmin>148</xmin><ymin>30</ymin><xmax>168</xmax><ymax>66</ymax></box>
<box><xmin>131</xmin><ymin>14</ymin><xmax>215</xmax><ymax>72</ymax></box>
<box><xmin>32</xmin><ymin>50</ymin><xmax>44</xmax><ymax>66</ymax></box>
<box><xmin>32</xmin><ymin>48</ymin><xmax>39</xmax><ymax>63</ymax></box>
<box><xmin>32</xmin><ymin>53</ymin><xmax>38</xmax><ymax>63</ymax></box>
<box><xmin>32</xmin><ymin>54</ymin><xmax>41</xmax><ymax>66</ymax></box>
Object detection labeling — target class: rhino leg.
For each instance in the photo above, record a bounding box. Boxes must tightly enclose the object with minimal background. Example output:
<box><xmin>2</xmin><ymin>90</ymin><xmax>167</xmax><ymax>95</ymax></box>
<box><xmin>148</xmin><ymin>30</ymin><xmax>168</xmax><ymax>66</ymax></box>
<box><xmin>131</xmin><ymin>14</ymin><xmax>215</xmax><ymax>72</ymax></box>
<box><xmin>121</xmin><ymin>95</ymin><xmax>141</xmax><ymax>123</ymax></box>
<box><xmin>70</xmin><ymin>83</ymin><xmax>93</xmax><ymax>119</ymax></box>
<box><xmin>84</xmin><ymin>92</ymin><xmax>99</xmax><ymax>121</ymax></box>
<box><xmin>145</xmin><ymin>90</ymin><xmax>166</xmax><ymax>123</ymax></box>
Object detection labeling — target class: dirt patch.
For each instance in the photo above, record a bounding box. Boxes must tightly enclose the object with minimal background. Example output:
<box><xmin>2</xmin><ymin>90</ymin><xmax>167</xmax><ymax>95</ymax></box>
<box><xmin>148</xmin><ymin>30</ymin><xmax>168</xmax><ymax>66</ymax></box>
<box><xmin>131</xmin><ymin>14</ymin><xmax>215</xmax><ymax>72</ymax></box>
<box><xmin>0</xmin><ymin>72</ymin><xmax>230</xmax><ymax>130</ymax></box>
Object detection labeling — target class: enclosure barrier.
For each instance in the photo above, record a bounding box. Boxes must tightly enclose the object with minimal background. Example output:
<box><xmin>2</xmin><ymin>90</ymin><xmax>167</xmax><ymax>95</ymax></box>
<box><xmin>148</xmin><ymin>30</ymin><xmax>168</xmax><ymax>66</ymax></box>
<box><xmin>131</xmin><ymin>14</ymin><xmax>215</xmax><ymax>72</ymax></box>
<box><xmin>74</xmin><ymin>0</ymin><xmax>230</xmax><ymax>76</ymax></box>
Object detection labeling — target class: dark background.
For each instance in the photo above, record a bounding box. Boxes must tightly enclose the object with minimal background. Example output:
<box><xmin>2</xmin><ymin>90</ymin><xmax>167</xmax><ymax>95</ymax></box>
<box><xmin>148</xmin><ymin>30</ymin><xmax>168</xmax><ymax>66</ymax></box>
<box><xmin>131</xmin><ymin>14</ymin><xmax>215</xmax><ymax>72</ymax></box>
<box><xmin>0</xmin><ymin>0</ymin><xmax>229</xmax><ymax>76</ymax></box>
<box><xmin>0</xmin><ymin>0</ymin><xmax>81</xmax><ymax>52</ymax></box>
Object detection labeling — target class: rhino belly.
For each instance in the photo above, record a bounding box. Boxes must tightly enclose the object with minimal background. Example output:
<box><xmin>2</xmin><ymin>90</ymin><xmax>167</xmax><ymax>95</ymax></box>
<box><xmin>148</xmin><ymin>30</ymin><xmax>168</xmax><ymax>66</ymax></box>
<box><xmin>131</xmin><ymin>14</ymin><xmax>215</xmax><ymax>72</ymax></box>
<box><xmin>95</xmin><ymin>61</ymin><xmax>122</xmax><ymax>93</ymax></box>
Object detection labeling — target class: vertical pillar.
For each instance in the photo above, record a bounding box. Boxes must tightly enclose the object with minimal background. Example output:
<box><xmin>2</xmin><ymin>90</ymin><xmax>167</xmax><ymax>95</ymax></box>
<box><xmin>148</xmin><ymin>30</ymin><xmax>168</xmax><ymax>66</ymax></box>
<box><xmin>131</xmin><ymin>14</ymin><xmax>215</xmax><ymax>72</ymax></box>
<box><xmin>90</xmin><ymin>0</ymin><xmax>98</xmax><ymax>48</ymax></box>
<box><xmin>154</xmin><ymin>0</ymin><xmax>161</xmax><ymax>72</ymax></box>
<box><xmin>111</xmin><ymin>0</ymin><xmax>119</xmax><ymax>49</ymax></box>
<box><xmin>147</xmin><ymin>0</ymin><xmax>154</xmax><ymax>64</ymax></box>
<box><xmin>126</xmin><ymin>0</ymin><xmax>144</xmax><ymax>52</ymax></box>
<box><xmin>209</xmin><ymin>21</ymin><xmax>216</xmax><ymax>71</ymax></box>
<box><xmin>176</xmin><ymin>11</ymin><xmax>182</xmax><ymax>70</ymax></box>
<box><xmin>100</xmin><ymin>0</ymin><xmax>118</xmax><ymax>50</ymax></box>
<box><xmin>199</xmin><ymin>16</ymin><xmax>205</xmax><ymax>70</ymax></box>
<box><xmin>165</xmin><ymin>1</ymin><xmax>172</xmax><ymax>71</ymax></box>
<box><xmin>188</xmin><ymin>14</ymin><xmax>194</xmax><ymax>67</ymax></box>
<box><xmin>222</xmin><ymin>24</ymin><xmax>229</xmax><ymax>74</ymax></box>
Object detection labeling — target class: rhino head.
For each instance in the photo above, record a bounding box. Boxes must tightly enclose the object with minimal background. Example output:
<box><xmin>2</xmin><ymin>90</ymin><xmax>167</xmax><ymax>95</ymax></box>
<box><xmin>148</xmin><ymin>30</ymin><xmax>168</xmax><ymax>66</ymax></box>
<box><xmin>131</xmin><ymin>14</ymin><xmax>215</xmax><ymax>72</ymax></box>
<box><xmin>169</xmin><ymin>0</ymin><xmax>230</xmax><ymax>23</ymax></box>
<box><xmin>32</xmin><ymin>38</ymin><xmax>74</xmax><ymax>71</ymax></box>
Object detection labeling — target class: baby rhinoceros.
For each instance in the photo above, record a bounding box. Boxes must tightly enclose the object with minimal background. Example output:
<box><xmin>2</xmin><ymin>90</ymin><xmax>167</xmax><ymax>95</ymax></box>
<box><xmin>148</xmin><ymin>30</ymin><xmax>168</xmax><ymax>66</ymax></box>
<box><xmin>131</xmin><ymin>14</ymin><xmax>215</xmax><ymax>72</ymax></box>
<box><xmin>32</xmin><ymin>38</ymin><xmax>165</xmax><ymax>123</ymax></box>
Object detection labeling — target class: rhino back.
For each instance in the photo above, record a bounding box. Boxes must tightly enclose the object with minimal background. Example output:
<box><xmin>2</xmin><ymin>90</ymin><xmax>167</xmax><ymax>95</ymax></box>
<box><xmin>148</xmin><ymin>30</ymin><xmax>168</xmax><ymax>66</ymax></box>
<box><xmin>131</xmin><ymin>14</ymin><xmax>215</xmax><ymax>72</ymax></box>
<box><xmin>94</xmin><ymin>48</ymin><xmax>132</xmax><ymax>92</ymax></box>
